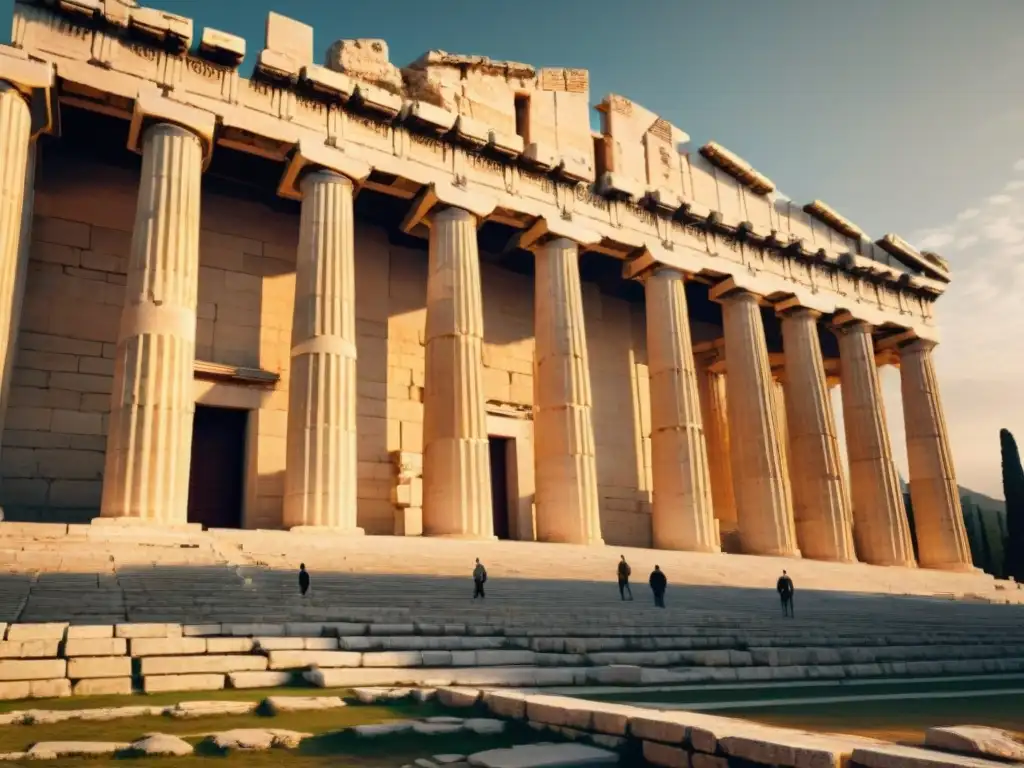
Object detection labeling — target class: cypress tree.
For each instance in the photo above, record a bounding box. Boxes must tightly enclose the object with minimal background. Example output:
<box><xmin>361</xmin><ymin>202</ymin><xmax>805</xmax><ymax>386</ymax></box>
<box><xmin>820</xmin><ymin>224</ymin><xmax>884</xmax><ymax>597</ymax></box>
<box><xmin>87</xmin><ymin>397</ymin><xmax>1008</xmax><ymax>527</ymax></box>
<box><xmin>1000</xmin><ymin>428</ymin><xmax>1024</xmax><ymax>581</ymax></box>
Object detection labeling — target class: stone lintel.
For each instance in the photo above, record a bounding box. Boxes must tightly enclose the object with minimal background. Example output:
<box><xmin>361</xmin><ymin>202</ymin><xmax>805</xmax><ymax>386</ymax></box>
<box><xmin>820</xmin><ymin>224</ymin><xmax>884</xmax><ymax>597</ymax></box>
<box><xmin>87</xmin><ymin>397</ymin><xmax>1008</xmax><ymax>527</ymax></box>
<box><xmin>127</xmin><ymin>88</ymin><xmax>215</xmax><ymax>168</ymax></box>
<box><xmin>509</xmin><ymin>216</ymin><xmax>599</xmax><ymax>253</ymax></box>
<box><xmin>300</xmin><ymin>65</ymin><xmax>356</xmax><ymax>102</ymax></box>
<box><xmin>200</xmin><ymin>28</ymin><xmax>246</xmax><ymax>67</ymax></box>
<box><xmin>278</xmin><ymin>138</ymin><xmax>371</xmax><ymax>201</ymax></box>
<box><xmin>399</xmin><ymin>182</ymin><xmax>496</xmax><ymax>234</ymax></box>
<box><xmin>0</xmin><ymin>48</ymin><xmax>56</xmax><ymax>136</ymax></box>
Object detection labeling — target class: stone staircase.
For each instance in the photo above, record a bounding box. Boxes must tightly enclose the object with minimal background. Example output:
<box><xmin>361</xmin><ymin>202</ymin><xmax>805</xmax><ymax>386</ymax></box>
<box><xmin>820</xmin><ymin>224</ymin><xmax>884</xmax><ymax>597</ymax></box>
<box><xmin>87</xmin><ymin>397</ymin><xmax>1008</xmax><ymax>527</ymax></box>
<box><xmin>0</xmin><ymin>522</ymin><xmax>1022</xmax><ymax>701</ymax></box>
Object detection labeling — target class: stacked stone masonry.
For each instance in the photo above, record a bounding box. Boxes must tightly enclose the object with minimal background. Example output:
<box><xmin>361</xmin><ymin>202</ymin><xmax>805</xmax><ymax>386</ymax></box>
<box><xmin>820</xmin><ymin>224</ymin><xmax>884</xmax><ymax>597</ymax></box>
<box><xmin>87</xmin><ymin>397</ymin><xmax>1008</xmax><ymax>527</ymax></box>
<box><xmin>0</xmin><ymin>0</ymin><xmax>972</xmax><ymax>572</ymax></box>
<box><xmin>0</xmin><ymin>614</ymin><xmax>1023</xmax><ymax>700</ymax></box>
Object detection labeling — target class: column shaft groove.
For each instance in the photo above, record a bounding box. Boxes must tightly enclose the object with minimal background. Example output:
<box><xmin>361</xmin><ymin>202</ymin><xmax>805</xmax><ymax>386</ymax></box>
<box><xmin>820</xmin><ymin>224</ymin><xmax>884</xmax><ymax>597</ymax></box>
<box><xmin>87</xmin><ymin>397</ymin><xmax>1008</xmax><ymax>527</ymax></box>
<box><xmin>720</xmin><ymin>291</ymin><xmax>798</xmax><ymax>556</ymax></box>
<box><xmin>284</xmin><ymin>171</ymin><xmax>360</xmax><ymax>531</ymax></box>
<box><xmin>101</xmin><ymin>124</ymin><xmax>202</xmax><ymax>523</ymax></box>
<box><xmin>836</xmin><ymin>322</ymin><xmax>915</xmax><ymax>565</ymax></box>
<box><xmin>696</xmin><ymin>355</ymin><xmax>738</xmax><ymax>545</ymax></box>
<box><xmin>781</xmin><ymin>310</ymin><xmax>856</xmax><ymax>561</ymax></box>
<box><xmin>645</xmin><ymin>268</ymin><xmax>718</xmax><ymax>551</ymax></box>
<box><xmin>0</xmin><ymin>85</ymin><xmax>33</xmax><ymax>443</ymax></box>
<box><xmin>421</xmin><ymin>207</ymin><xmax>493</xmax><ymax>537</ymax></box>
<box><xmin>901</xmin><ymin>341</ymin><xmax>973</xmax><ymax>570</ymax></box>
<box><xmin>533</xmin><ymin>238</ymin><xmax>603</xmax><ymax>544</ymax></box>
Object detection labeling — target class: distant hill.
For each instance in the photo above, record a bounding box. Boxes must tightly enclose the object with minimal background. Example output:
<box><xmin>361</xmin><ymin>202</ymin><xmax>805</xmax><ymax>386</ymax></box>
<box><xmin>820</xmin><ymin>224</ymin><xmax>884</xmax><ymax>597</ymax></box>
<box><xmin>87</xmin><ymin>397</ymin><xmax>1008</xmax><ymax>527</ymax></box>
<box><xmin>959</xmin><ymin>486</ymin><xmax>1005</xmax><ymax>514</ymax></box>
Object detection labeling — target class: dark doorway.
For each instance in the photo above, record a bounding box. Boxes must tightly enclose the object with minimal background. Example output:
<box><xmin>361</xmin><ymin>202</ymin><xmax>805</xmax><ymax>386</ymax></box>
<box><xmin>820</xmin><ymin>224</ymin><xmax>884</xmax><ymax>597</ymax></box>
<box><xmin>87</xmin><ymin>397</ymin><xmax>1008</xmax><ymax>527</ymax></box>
<box><xmin>489</xmin><ymin>437</ymin><xmax>512</xmax><ymax>540</ymax></box>
<box><xmin>187</xmin><ymin>405</ymin><xmax>248</xmax><ymax>530</ymax></box>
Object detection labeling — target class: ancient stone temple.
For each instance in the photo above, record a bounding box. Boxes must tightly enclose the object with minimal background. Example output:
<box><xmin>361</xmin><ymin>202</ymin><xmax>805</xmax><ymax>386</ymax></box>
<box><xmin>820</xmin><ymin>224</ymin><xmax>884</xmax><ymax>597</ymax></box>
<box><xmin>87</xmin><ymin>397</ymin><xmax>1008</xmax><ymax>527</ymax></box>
<box><xmin>0</xmin><ymin>0</ymin><xmax>974</xmax><ymax>571</ymax></box>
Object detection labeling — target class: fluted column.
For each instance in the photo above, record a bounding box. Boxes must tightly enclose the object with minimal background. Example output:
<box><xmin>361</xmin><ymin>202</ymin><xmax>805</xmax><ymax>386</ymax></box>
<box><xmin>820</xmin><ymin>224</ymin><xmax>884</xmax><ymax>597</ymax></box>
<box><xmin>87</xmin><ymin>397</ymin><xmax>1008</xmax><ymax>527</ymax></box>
<box><xmin>780</xmin><ymin>308</ymin><xmax>856</xmax><ymax>562</ymax></box>
<box><xmin>0</xmin><ymin>84</ymin><xmax>33</xmax><ymax>440</ymax></box>
<box><xmin>715</xmin><ymin>287</ymin><xmax>798</xmax><ymax>556</ymax></box>
<box><xmin>101</xmin><ymin>124</ymin><xmax>203</xmax><ymax>523</ymax></box>
<box><xmin>900</xmin><ymin>339</ymin><xmax>973</xmax><ymax>570</ymax></box>
<box><xmin>835</xmin><ymin>320</ymin><xmax>915</xmax><ymax>566</ymax></box>
<box><xmin>421</xmin><ymin>207</ymin><xmax>493</xmax><ymax>537</ymax></box>
<box><xmin>695</xmin><ymin>352</ymin><xmax>738</xmax><ymax>545</ymax></box>
<box><xmin>644</xmin><ymin>267</ymin><xmax>718</xmax><ymax>552</ymax></box>
<box><xmin>283</xmin><ymin>171</ymin><xmax>361</xmax><ymax>532</ymax></box>
<box><xmin>534</xmin><ymin>238</ymin><xmax>603</xmax><ymax>544</ymax></box>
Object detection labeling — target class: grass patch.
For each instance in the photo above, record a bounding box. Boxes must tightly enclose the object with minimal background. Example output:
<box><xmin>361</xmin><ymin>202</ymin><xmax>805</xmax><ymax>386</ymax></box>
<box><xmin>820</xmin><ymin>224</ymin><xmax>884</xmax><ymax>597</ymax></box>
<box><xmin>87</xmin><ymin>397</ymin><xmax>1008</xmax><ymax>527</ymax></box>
<box><xmin>1</xmin><ymin>712</ymin><xmax>551</xmax><ymax>767</ymax></box>
<box><xmin>0</xmin><ymin>685</ymin><xmax>355</xmax><ymax>715</ymax></box>
<box><xmin>0</xmin><ymin>699</ymin><xmax>445</xmax><ymax>753</ymax></box>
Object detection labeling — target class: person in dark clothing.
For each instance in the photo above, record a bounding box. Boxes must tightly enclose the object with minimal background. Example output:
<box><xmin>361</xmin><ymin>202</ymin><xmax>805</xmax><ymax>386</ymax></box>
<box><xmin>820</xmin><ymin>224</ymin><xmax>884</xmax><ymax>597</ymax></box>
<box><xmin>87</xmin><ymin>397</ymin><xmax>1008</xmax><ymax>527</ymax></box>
<box><xmin>649</xmin><ymin>565</ymin><xmax>667</xmax><ymax>608</ymax></box>
<box><xmin>298</xmin><ymin>563</ymin><xmax>310</xmax><ymax>596</ymax></box>
<box><xmin>472</xmin><ymin>558</ymin><xmax>487</xmax><ymax>599</ymax></box>
<box><xmin>776</xmin><ymin>570</ymin><xmax>794</xmax><ymax>617</ymax></box>
<box><xmin>617</xmin><ymin>555</ymin><xmax>633</xmax><ymax>600</ymax></box>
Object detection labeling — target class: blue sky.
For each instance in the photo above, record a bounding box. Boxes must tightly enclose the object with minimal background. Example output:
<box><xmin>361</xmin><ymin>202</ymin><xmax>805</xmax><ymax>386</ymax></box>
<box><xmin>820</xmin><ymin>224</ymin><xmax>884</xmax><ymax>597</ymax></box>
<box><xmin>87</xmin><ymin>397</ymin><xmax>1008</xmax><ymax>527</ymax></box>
<box><xmin>6</xmin><ymin>0</ymin><xmax>1024</xmax><ymax>497</ymax></box>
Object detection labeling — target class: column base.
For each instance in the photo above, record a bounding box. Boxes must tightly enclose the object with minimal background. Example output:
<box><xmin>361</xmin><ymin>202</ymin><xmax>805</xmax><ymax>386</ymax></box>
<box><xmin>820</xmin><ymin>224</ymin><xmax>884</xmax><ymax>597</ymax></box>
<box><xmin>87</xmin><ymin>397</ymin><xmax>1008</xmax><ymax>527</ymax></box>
<box><xmin>90</xmin><ymin>518</ymin><xmax>201</xmax><ymax>532</ymax></box>
<box><xmin>918</xmin><ymin>560</ymin><xmax>982</xmax><ymax>574</ymax></box>
<box><xmin>289</xmin><ymin>526</ymin><xmax>365</xmax><ymax>536</ymax></box>
<box><xmin>424</xmin><ymin>533</ymin><xmax>498</xmax><ymax>541</ymax></box>
<box><xmin>654</xmin><ymin>540</ymin><xmax>722</xmax><ymax>554</ymax></box>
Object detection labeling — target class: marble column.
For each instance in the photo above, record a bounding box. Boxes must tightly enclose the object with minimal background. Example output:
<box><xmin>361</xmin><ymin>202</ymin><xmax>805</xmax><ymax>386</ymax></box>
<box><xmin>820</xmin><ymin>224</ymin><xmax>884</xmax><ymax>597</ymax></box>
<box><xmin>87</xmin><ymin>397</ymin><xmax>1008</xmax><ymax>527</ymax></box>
<box><xmin>644</xmin><ymin>267</ymin><xmax>718</xmax><ymax>552</ymax></box>
<box><xmin>780</xmin><ymin>308</ymin><xmax>856</xmax><ymax>562</ymax></box>
<box><xmin>533</xmin><ymin>238</ymin><xmax>603</xmax><ymax>545</ymax></box>
<box><xmin>695</xmin><ymin>352</ymin><xmax>738</xmax><ymax>544</ymax></box>
<box><xmin>716</xmin><ymin>288</ymin><xmax>798</xmax><ymax>556</ymax></box>
<box><xmin>283</xmin><ymin>170</ymin><xmax>361</xmax><ymax>531</ymax></box>
<box><xmin>900</xmin><ymin>339</ymin><xmax>973</xmax><ymax>570</ymax></box>
<box><xmin>0</xmin><ymin>84</ymin><xmax>33</xmax><ymax>440</ymax></box>
<box><xmin>835</xmin><ymin>320</ymin><xmax>915</xmax><ymax>566</ymax></box>
<box><xmin>421</xmin><ymin>207</ymin><xmax>493</xmax><ymax>537</ymax></box>
<box><xmin>772</xmin><ymin>378</ymin><xmax>794</xmax><ymax>506</ymax></box>
<box><xmin>101</xmin><ymin>124</ymin><xmax>203</xmax><ymax>523</ymax></box>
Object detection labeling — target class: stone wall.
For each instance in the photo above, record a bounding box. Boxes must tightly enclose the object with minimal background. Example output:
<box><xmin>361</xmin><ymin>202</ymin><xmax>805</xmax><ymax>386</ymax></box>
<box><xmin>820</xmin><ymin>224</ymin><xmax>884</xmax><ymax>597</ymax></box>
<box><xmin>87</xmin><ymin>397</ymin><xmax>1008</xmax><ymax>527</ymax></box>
<box><xmin>0</xmin><ymin>150</ymin><xmax>657</xmax><ymax>544</ymax></box>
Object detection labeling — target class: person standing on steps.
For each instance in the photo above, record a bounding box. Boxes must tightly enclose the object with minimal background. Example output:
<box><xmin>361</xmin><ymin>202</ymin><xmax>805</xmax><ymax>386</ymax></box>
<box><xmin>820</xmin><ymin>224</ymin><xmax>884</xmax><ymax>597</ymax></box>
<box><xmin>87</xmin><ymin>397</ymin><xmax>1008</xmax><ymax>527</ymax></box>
<box><xmin>617</xmin><ymin>555</ymin><xmax>633</xmax><ymax>600</ymax></box>
<box><xmin>298</xmin><ymin>563</ymin><xmax>310</xmax><ymax>597</ymax></box>
<box><xmin>777</xmin><ymin>569</ymin><xmax>794</xmax><ymax>617</ymax></box>
<box><xmin>472</xmin><ymin>558</ymin><xmax>487</xmax><ymax>599</ymax></box>
<box><xmin>649</xmin><ymin>565</ymin><xmax>667</xmax><ymax>608</ymax></box>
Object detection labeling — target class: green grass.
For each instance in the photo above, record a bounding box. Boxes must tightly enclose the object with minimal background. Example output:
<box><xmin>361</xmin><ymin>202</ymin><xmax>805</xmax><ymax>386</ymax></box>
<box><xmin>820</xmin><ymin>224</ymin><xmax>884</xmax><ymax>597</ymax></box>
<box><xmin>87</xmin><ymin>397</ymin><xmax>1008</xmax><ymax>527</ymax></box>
<box><xmin>1</xmin><ymin>714</ymin><xmax>549</xmax><ymax>767</ymax></box>
<box><xmin>0</xmin><ymin>685</ymin><xmax>362</xmax><ymax>715</ymax></box>
<box><xmin>0</xmin><ymin>694</ymin><xmax>558</xmax><ymax>767</ymax></box>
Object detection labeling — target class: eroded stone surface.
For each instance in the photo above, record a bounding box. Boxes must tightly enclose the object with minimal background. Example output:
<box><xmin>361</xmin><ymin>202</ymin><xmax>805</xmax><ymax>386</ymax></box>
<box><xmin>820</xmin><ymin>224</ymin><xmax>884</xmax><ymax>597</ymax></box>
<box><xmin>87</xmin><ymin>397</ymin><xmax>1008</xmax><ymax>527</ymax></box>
<box><xmin>924</xmin><ymin>726</ymin><xmax>1024</xmax><ymax>762</ymax></box>
<box><xmin>128</xmin><ymin>733</ymin><xmax>194</xmax><ymax>757</ymax></box>
<box><xmin>209</xmin><ymin>729</ymin><xmax>311</xmax><ymax>751</ymax></box>
<box><xmin>467</xmin><ymin>743</ymin><xmax>618</xmax><ymax>767</ymax></box>
<box><xmin>263</xmin><ymin>695</ymin><xmax>346</xmax><ymax>714</ymax></box>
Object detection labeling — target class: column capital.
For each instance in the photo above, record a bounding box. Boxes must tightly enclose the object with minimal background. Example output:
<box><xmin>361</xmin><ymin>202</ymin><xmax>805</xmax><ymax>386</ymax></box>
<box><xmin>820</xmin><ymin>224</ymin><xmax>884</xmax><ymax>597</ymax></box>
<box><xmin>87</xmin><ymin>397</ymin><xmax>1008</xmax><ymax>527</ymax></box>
<box><xmin>900</xmin><ymin>337</ymin><xmax>938</xmax><ymax>355</ymax></box>
<box><xmin>775</xmin><ymin>297</ymin><xmax>822</xmax><ymax>320</ymax></box>
<box><xmin>508</xmin><ymin>215</ymin><xmax>599</xmax><ymax>253</ymax></box>
<box><xmin>128</xmin><ymin>87</ymin><xmax>216</xmax><ymax>169</ymax></box>
<box><xmin>708</xmin><ymin>277</ymin><xmax>761</xmax><ymax>305</ymax></box>
<box><xmin>279</xmin><ymin>137</ymin><xmax>371</xmax><ymax>200</ymax></box>
<box><xmin>830</xmin><ymin>310</ymin><xmax>872</xmax><ymax>334</ymax></box>
<box><xmin>0</xmin><ymin>47</ymin><xmax>56</xmax><ymax>137</ymax></box>
<box><xmin>399</xmin><ymin>181</ymin><xmax>496</xmax><ymax>234</ymax></box>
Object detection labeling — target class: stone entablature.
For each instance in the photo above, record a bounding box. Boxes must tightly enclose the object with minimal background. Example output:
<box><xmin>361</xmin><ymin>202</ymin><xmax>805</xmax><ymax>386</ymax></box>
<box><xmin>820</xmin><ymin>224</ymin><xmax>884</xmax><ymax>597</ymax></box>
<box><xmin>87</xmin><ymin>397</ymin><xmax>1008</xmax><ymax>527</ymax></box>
<box><xmin>9</xmin><ymin>0</ymin><xmax>943</xmax><ymax>343</ymax></box>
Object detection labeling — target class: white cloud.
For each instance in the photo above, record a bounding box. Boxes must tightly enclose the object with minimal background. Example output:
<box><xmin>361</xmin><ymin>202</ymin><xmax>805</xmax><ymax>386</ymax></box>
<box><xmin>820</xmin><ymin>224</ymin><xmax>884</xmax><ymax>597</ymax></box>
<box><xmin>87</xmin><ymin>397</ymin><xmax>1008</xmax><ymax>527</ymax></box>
<box><xmin>917</xmin><ymin>231</ymin><xmax>954</xmax><ymax>249</ymax></box>
<box><xmin>1006</xmin><ymin>180</ymin><xmax>1024</xmax><ymax>191</ymax></box>
<box><xmin>988</xmin><ymin>194</ymin><xmax>1013</xmax><ymax>205</ymax></box>
<box><xmin>1014</xmin><ymin>158</ymin><xmax>1024</xmax><ymax>171</ymax></box>
<box><xmin>956</xmin><ymin>208</ymin><xmax>981</xmax><ymax>221</ymax></box>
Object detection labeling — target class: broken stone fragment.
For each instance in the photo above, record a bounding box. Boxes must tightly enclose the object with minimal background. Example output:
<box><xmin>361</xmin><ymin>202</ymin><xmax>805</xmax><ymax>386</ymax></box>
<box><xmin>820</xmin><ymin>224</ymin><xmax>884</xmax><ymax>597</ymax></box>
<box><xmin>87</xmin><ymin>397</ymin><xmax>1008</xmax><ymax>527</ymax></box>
<box><xmin>208</xmin><ymin>728</ymin><xmax>311</xmax><ymax>751</ymax></box>
<box><xmin>127</xmin><ymin>733</ymin><xmax>194</xmax><ymax>757</ymax></box>
<box><xmin>325</xmin><ymin>39</ymin><xmax>402</xmax><ymax>93</ymax></box>
<box><xmin>925</xmin><ymin>726</ymin><xmax>1024</xmax><ymax>762</ymax></box>
<box><xmin>467</xmin><ymin>743</ymin><xmax>618</xmax><ymax>767</ymax></box>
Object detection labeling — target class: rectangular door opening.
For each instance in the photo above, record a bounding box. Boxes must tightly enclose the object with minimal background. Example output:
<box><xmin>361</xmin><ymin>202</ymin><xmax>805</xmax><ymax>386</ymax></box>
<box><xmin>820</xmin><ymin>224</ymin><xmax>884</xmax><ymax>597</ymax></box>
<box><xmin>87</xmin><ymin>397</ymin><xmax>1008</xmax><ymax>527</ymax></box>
<box><xmin>488</xmin><ymin>436</ymin><xmax>512</xmax><ymax>540</ymax></box>
<box><xmin>187</xmin><ymin>405</ymin><xmax>248</xmax><ymax>530</ymax></box>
